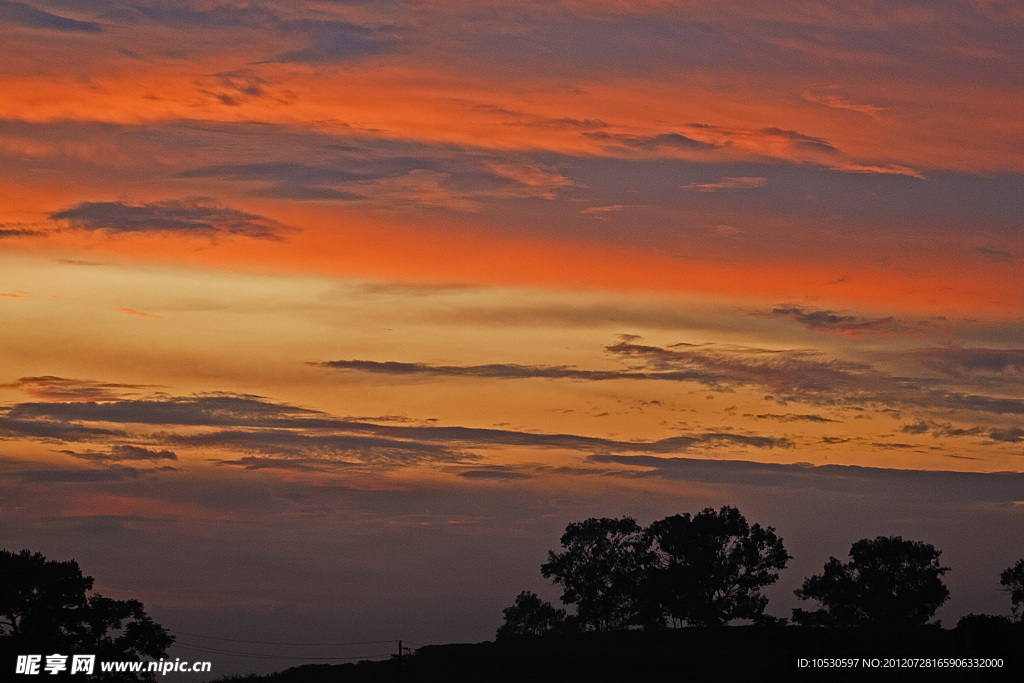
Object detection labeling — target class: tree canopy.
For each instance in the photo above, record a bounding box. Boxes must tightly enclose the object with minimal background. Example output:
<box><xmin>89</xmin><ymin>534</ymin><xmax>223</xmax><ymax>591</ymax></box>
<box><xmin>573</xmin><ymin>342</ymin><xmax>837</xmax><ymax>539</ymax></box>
<box><xmin>1</xmin><ymin>549</ymin><xmax>173</xmax><ymax>680</ymax></box>
<box><xmin>0</xmin><ymin>549</ymin><xmax>93</xmax><ymax>646</ymax></box>
<box><xmin>530</xmin><ymin>508</ymin><xmax>789</xmax><ymax>632</ymax></box>
<box><xmin>540</xmin><ymin>517</ymin><xmax>659</xmax><ymax>632</ymax></box>
<box><xmin>495</xmin><ymin>591</ymin><xmax>568</xmax><ymax>639</ymax></box>
<box><xmin>648</xmin><ymin>506</ymin><xmax>790</xmax><ymax>627</ymax></box>
<box><xmin>1000</xmin><ymin>558</ymin><xmax>1024</xmax><ymax>621</ymax></box>
<box><xmin>793</xmin><ymin>536</ymin><xmax>950</xmax><ymax>627</ymax></box>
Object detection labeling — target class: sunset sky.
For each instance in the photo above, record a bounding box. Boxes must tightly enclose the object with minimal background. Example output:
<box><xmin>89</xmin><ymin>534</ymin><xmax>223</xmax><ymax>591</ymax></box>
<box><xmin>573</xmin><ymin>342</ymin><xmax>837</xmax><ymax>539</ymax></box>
<box><xmin>2</xmin><ymin>0</ymin><xmax>1023</xmax><ymax>673</ymax></box>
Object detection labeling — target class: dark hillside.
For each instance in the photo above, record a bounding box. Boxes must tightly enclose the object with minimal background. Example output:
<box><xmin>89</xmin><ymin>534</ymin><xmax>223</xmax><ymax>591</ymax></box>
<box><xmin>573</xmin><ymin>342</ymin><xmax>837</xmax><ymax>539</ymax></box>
<box><xmin>214</xmin><ymin>620</ymin><xmax>1022</xmax><ymax>683</ymax></box>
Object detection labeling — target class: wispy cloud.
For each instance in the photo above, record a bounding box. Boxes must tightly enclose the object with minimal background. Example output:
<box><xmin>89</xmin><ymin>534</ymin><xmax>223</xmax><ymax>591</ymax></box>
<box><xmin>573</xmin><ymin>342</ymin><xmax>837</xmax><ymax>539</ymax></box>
<box><xmin>176</xmin><ymin>145</ymin><xmax>572</xmax><ymax>210</ymax></box>
<box><xmin>583</xmin><ymin>130</ymin><xmax>716</xmax><ymax>152</ymax></box>
<box><xmin>974</xmin><ymin>246</ymin><xmax>1014</xmax><ymax>263</ymax></box>
<box><xmin>680</xmin><ymin>176</ymin><xmax>765</xmax><ymax>192</ymax></box>
<box><xmin>272</xmin><ymin>19</ymin><xmax>398</xmax><ymax>64</ymax></box>
<box><xmin>580</xmin><ymin>204</ymin><xmax>644</xmax><ymax>219</ymax></box>
<box><xmin>583</xmin><ymin>123</ymin><xmax>923</xmax><ymax>177</ymax></box>
<box><xmin>2</xmin><ymin>392</ymin><xmax>791</xmax><ymax>474</ymax></box>
<box><xmin>317</xmin><ymin>337</ymin><xmax>1024</xmax><ymax>419</ymax></box>
<box><xmin>0</xmin><ymin>227</ymin><xmax>41</xmax><ymax>238</ymax></box>
<box><xmin>60</xmin><ymin>444</ymin><xmax>178</xmax><ymax>463</ymax></box>
<box><xmin>128</xmin><ymin>3</ymin><xmax>398</xmax><ymax>64</ymax></box>
<box><xmin>767</xmin><ymin>306</ymin><xmax>943</xmax><ymax>339</ymax></box>
<box><xmin>49</xmin><ymin>198</ymin><xmax>291</xmax><ymax>240</ymax></box>
<box><xmin>802</xmin><ymin>90</ymin><xmax>884</xmax><ymax>118</ymax></box>
<box><xmin>606</xmin><ymin>337</ymin><xmax>1024</xmax><ymax>415</ymax></box>
<box><xmin>0</xmin><ymin>1</ymin><xmax>101</xmax><ymax>33</ymax></box>
<box><xmin>113</xmin><ymin>308</ymin><xmax>165</xmax><ymax>320</ymax></box>
<box><xmin>2</xmin><ymin>376</ymin><xmax>157</xmax><ymax>402</ymax></box>
<box><xmin>588</xmin><ymin>453</ymin><xmax>1024</xmax><ymax>503</ymax></box>
<box><xmin>746</xmin><ymin>413</ymin><xmax>838</xmax><ymax>423</ymax></box>
<box><xmin>907</xmin><ymin>347</ymin><xmax>1024</xmax><ymax>380</ymax></box>
<box><xmin>899</xmin><ymin>420</ymin><xmax>1023</xmax><ymax>443</ymax></box>
<box><xmin>315</xmin><ymin>358</ymin><xmax>715</xmax><ymax>383</ymax></box>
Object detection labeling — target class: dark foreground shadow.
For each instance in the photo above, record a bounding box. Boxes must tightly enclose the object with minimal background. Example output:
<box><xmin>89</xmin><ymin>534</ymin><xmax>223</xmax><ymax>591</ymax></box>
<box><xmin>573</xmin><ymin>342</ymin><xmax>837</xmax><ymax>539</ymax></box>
<box><xmin>213</xmin><ymin>619</ymin><xmax>1022</xmax><ymax>683</ymax></box>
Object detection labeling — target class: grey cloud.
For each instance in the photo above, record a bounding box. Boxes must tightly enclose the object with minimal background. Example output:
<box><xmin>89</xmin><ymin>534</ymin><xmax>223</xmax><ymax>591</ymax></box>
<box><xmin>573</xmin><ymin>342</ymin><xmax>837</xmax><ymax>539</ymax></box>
<box><xmin>681</xmin><ymin>176</ymin><xmax>766</xmax><ymax>192</ymax></box>
<box><xmin>49</xmin><ymin>198</ymin><xmax>291</xmax><ymax>240</ymax></box>
<box><xmin>176</xmin><ymin>162</ymin><xmax>369</xmax><ymax>202</ymax></box>
<box><xmin>583</xmin><ymin>131</ymin><xmax>716</xmax><ymax>152</ymax></box>
<box><xmin>756</xmin><ymin>126</ymin><xmax>840</xmax><ymax>155</ymax></box>
<box><xmin>465</xmin><ymin>103</ymin><xmax>607</xmax><ymax>131</ymax></box>
<box><xmin>196</xmin><ymin>70</ymin><xmax>282</xmax><ymax>107</ymax></box>
<box><xmin>4</xmin><ymin>393</ymin><xmax>789</xmax><ymax>472</ymax></box>
<box><xmin>747</xmin><ymin>413</ymin><xmax>838</xmax><ymax>423</ymax></box>
<box><xmin>208</xmin><ymin>456</ymin><xmax>324</xmax><ymax>472</ymax></box>
<box><xmin>260</xmin><ymin>420</ymin><xmax>791</xmax><ymax>454</ymax></box>
<box><xmin>180</xmin><ymin>428</ymin><xmax>470</xmax><ymax>467</ymax></box>
<box><xmin>175</xmin><ymin>143</ymin><xmax>570</xmax><ymax>207</ymax></box>
<box><xmin>605</xmin><ymin>338</ymin><xmax>876</xmax><ymax>396</ymax></box>
<box><xmin>456</xmin><ymin>468</ymin><xmax>533</xmax><ymax>480</ymax></box>
<box><xmin>2</xmin><ymin>375</ymin><xmax>157</xmax><ymax>401</ymax></box>
<box><xmin>252</xmin><ymin>186</ymin><xmax>365</xmax><ymax>201</ymax></box>
<box><xmin>61</xmin><ymin>445</ymin><xmax>178</xmax><ymax>462</ymax></box>
<box><xmin>908</xmin><ymin>347</ymin><xmax>1024</xmax><ymax>380</ymax></box>
<box><xmin>605</xmin><ymin>338</ymin><xmax>1024</xmax><ymax>416</ymax></box>
<box><xmin>315</xmin><ymin>358</ymin><xmax>712</xmax><ymax>383</ymax></box>
<box><xmin>8</xmin><ymin>394</ymin><xmax>326</xmax><ymax>428</ymax></box>
<box><xmin>320</xmin><ymin>340</ymin><xmax>1024</xmax><ymax>423</ymax></box>
<box><xmin>768</xmin><ymin>306</ymin><xmax>939</xmax><ymax>338</ymax></box>
<box><xmin>588</xmin><ymin>454</ymin><xmax>1024</xmax><ymax>503</ymax></box>
<box><xmin>988</xmin><ymin>427</ymin><xmax>1024</xmax><ymax>443</ymax></box>
<box><xmin>131</xmin><ymin>4</ymin><xmax>279</xmax><ymax>30</ymax></box>
<box><xmin>0</xmin><ymin>1</ymin><xmax>102</xmax><ymax>32</ymax></box>
<box><xmin>900</xmin><ymin>420</ymin><xmax>1023</xmax><ymax>443</ymax></box>
<box><xmin>0</xmin><ymin>227</ymin><xmax>42</xmax><ymax>237</ymax></box>
<box><xmin>130</xmin><ymin>4</ymin><xmax>396</xmax><ymax>63</ymax></box>
<box><xmin>274</xmin><ymin>19</ymin><xmax>396</xmax><ymax>63</ymax></box>
<box><xmin>0</xmin><ymin>415</ymin><xmax>125</xmax><ymax>442</ymax></box>
<box><xmin>176</xmin><ymin>161</ymin><xmax>369</xmax><ymax>185</ymax></box>
<box><xmin>900</xmin><ymin>421</ymin><xmax>933</xmax><ymax>435</ymax></box>
<box><xmin>975</xmin><ymin>247</ymin><xmax>1014</xmax><ymax>263</ymax></box>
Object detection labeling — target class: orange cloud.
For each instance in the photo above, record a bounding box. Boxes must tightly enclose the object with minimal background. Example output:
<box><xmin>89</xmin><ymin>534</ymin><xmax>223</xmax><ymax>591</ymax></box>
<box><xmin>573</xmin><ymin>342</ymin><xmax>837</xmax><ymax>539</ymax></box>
<box><xmin>41</xmin><ymin>206</ymin><xmax>1019</xmax><ymax>317</ymax></box>
<box><xmin>113</xmin><ymin>308</ymin><xmax>164</xmax><ymax>320</ymax></box>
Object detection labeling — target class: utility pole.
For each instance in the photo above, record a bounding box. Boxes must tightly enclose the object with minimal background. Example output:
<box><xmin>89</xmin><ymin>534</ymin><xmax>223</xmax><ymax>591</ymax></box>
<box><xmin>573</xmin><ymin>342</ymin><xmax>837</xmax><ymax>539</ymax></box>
<box><xmin>397</xmin><ymin>640</ymin><xmax>402</xmax><ymax>683</ymax></box>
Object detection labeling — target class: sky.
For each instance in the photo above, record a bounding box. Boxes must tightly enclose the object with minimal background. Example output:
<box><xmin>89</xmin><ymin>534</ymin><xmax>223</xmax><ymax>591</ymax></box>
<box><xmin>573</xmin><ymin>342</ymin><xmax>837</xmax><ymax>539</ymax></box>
<box><xmin>2</xmin><ymin>0</ymin><xmax>1023</xmax><ymax>674</ymax></box>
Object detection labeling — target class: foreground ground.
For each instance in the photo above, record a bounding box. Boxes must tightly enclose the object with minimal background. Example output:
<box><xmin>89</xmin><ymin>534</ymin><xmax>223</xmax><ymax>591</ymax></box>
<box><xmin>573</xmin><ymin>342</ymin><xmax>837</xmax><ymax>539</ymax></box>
<box><xmin>214</xmin><ymin>619</ymin><xmax>1022</xmax><ymax>682</ymax></box>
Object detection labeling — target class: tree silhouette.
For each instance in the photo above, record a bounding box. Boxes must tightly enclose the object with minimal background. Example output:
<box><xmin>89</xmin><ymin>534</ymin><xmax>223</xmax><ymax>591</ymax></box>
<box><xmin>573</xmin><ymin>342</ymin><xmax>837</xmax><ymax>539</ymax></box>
<box><xmin>1</xmin><ymin>550</ymin><xmax>92</xmax><ymax>646</ymax></box>
<box><xmin>541</xmin><ymin>517</ymin><xmax>660</xmax><ymax>631</ymax></box>
<box><xmin>77</xmin><ymin>595</ymin><xmax>174</xmax><ymax>667</ymax></box>
<box><xmin>1000</xmin><ymin>558</ymin><xmax>1024</xmax><ymax>620</ymax></box>
<box><xmin>647</xmin><ymin>506</ymin><xmax>790</xmax><ymax>627</ymax></box>
<box><xmin>793</xmin><ymin>536</ymin><xmax>950</xmax><ymax>627</ymax></box>
<box><xmin>1</xmin><ymin>549</ymin><xmax>173</xmax><ymax>680</ymax></box>
<box><xmin>495</xmin><ymin>591</ymin><xmax>569</xmax><ymax>639</ymax></box>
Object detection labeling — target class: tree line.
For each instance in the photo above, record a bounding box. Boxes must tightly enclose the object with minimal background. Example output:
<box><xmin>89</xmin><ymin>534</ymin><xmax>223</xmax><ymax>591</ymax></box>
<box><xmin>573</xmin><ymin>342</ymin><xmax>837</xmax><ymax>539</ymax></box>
<box><xmin>498</xmin><ymin>506</ymin><xmax>1024</xmax><ymax>638</ymax></box>
<box><xmin>1</xmin><ymin>549</ymin><xmax>173</xmax><ymax>681</ymax></box>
